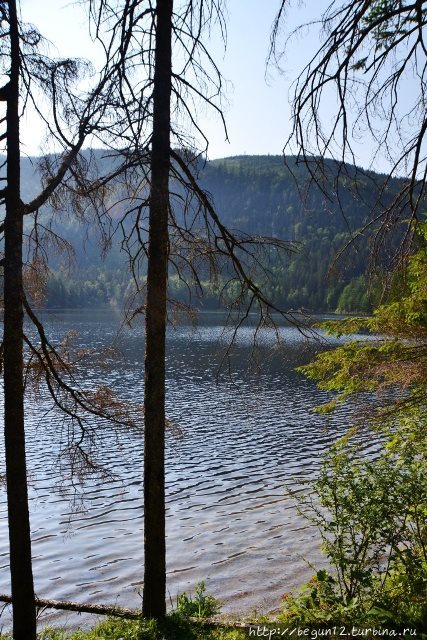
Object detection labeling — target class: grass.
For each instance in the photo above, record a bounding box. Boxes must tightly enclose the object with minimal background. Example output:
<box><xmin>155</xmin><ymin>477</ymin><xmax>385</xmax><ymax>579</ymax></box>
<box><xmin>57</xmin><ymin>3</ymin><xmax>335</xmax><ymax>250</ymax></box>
<box><xmin>0</xmin><ymin>616</ymin><xmax>247</xmax><ymax>640</ymax></box>
<box><xmin>0</xmin><ymin>583</ymin><xmax>248</xmax><ymax>639</ymax></box>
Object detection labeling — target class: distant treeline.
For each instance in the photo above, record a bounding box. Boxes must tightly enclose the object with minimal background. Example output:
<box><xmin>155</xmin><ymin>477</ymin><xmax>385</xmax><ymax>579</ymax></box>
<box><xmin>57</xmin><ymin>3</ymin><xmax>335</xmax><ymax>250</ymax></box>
<box><xmin>19</xmin><ymin>153</ymin><xmax>405</xmax><ymax>313</ymax></box>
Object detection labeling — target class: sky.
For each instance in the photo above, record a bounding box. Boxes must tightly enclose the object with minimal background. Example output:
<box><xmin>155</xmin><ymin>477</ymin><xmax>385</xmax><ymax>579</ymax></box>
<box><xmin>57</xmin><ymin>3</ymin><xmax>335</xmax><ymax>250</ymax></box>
<box><xmin>16</xmin><ymin>0</ymin><xmax>408</xmax><ymax>172</ymax></box>
<box><xmin>17</xmin><ymin>0</ymin><xmax>335</xmax><ymax>160</ymax></box>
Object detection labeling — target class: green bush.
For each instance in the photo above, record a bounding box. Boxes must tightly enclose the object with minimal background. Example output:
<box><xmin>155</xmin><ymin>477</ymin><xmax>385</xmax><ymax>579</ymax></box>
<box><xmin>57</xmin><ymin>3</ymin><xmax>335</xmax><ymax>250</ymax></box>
<box><xmin>175</xmin><ymin>581</ymin><xmax>221</xmax><ymax>619</ymax></box>
<box><xmin>279</xmin><ymin>569</ymin><xmax>360</xmax><ymax>626</ymax></box>
<box><xmin>290</xmin><ymin>227</ymin><xmax>427</xmax><ymax>631</ymax></box>
<box><xmin>280</xmin><ymin>436</ymin><xmax>427</xmax><ymax>631</ymax></box>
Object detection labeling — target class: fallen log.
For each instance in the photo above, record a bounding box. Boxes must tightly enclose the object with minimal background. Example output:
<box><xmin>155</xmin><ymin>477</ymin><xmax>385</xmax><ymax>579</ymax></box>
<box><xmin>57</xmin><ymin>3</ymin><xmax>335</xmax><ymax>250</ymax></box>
<box><xmin>0</xmin><ymin>594</ymin><xmax>257</xmax><ymax>629</ymax></box>
<box><xmin>0</xmin><ymin>594</ymin><xmax>141</xmax><ymax>619</ymax></box>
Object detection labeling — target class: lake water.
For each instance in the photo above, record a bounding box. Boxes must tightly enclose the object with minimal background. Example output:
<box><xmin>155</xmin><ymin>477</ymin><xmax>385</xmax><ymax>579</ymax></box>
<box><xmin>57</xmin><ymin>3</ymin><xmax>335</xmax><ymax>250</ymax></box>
<box><xmin>0</xmin><ymin>309</ymin><xmax>355</xmax><ymax>629</ymax></box>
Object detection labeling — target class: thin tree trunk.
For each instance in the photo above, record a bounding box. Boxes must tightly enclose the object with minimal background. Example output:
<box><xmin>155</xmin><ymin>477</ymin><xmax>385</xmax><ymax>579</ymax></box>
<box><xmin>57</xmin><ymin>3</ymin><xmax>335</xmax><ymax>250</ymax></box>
<box><xmin>142</xmin><ymin>0</ymin><xmax>173</xmax><ymax>620</ymax></box>
<box><xmin>3</xmin><ymin>0</ymin><xmax>37</xmax><ymax>637</ymax></box>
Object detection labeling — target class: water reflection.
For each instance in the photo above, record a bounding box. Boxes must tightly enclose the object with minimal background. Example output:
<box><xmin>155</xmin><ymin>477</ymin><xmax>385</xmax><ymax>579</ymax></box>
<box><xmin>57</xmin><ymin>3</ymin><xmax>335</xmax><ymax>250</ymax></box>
<box><xmin>0</xmin><ymin>310</ymin><xmax>353</xmax><ymax>627</ymax></box>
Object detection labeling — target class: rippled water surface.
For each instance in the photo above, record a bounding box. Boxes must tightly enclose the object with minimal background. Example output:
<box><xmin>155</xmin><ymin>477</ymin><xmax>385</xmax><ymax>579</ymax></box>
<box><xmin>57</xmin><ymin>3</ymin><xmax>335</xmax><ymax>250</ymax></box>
<box><xmin>0</xmin><ymin>310</ymin><xmax>354</xmax><ymax>628</ymax></box>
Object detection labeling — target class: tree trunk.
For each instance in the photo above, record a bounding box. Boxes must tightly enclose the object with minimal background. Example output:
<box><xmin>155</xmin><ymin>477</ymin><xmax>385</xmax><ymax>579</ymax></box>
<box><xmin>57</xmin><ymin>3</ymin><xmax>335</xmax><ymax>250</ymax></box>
<box><xmin>142</xmin><ymin>0</ymin><xmax>173</xmax><ymax>620</ymax></box>
<box><xmin>3</xmin><ymin>1</ymin><xmax>37</xmax><ymax>637</ymax></box>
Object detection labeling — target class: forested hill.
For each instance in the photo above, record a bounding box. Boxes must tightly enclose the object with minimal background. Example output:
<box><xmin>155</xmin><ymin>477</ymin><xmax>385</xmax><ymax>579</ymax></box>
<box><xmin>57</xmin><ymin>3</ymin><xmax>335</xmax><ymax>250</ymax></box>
<box><xmin>19</xmin><ymin>152</ymin><xmax>403</xmax><ymax>312</ymax></box>
<box><xmin>198</xmin><ymin>155</ymin><xmax>400</xmax><ymax>312</ymax></box>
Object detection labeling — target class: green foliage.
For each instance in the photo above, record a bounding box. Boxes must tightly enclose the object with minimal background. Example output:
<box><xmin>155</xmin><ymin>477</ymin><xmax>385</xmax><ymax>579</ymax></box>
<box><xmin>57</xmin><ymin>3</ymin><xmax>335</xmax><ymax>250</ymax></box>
<box><xmin>1</xmin><ymin>614</ymin><xmax>246</xmax><ymax>640</ymax></box>
<box><xmin>286</xmin><ymin>224</ymin><xmax>427</xmax><ymax>630</ymax></box>
<box><xmin>363</xmin><ymin>0</ymin><xmax>427</xmax><ymax>48</ymax></box>
<box><xmin>279</xmin><ymin>569</ymin><xmax>359</xmax><ymax>626</ymax></box>
<box><xmin>281</xmin><ymin>434</ymin><xmax>427</xmax><ymax>630</ymax></box>
<box><xmin>336</xmin><ymin>276</ymin><xmax>371</xmax><ymax>313</ymax></box>
<box><xmin>175</xmin><ymin>581</ymin><xmax>222</xmax><ymax>619</ymax></box>
<box><xmin>20</xmin><ymin>618</ymin><xmax>148</xmax><ymax>640</ymax></box>
<box><xmin>299</xmin><ymin>223</ymin><xmax>427</xmax><ymax>421</ymax></box>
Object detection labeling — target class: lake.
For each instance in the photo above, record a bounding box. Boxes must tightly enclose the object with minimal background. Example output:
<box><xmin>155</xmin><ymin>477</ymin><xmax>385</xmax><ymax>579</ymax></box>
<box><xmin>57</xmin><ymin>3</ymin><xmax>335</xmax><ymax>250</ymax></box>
<box><xmin>0</xmin><ymin>309</ymin><xmax>355</xmax><ymax>628</ymax></box>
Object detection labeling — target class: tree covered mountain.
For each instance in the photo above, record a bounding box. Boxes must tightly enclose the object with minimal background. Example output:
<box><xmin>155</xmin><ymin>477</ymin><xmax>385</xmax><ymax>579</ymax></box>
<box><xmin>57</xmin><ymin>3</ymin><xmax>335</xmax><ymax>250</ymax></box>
<box><xmin>17</xmin><ymin>152</ymin><xmax>405</xmax><ymax>312</ymax></box>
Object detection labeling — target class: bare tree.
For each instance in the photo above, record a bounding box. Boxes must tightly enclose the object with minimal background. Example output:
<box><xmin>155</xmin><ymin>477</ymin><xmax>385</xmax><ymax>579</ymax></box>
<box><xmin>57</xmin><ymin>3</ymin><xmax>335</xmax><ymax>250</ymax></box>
<box><xmin>0</xmin><ymin>4</ymin><xmax>145</xmax><ymax>635</ymax></box>
<box><xmin>142</xmin><ymin>0</ymin><xmax>173</xmax><ymax>618</ymax></box>
<box><xmin>272</xmin><ymin>0</ymin><xmax>427</xmax><ymax>270</ymax></box>
<box><xmin>1</xmin><ymin>2</ymin><xmax>36</xmax><ymax>637</ymax></box>
<box><xmin>85</xmin><ymin>0</ymin><xmax>295</xmax><ymax>619</ymax></box>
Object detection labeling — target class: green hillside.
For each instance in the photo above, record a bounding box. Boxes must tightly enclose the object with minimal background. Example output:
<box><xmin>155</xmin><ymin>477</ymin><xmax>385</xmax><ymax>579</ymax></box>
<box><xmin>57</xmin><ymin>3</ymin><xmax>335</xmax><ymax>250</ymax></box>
<box><xmin>16</xmin><ymin>152</ymin><xmax>406</xmax><ymax>312</ymax></box>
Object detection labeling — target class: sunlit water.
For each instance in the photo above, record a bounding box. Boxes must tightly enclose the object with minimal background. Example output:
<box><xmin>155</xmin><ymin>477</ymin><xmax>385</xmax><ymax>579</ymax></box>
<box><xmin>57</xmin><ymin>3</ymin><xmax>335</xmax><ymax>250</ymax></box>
<box><xmin>0</xmin><ymin>310</ymin><xmax>362</xmax><ymax>629</ymax></box>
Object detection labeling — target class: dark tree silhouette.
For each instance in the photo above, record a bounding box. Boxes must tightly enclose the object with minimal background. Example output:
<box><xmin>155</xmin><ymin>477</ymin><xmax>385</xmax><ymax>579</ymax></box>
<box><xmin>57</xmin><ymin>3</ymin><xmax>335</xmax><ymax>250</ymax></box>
<box><xmin>86</xmin><ymin>0</ymin><xmax>295</xmax><ymax>618</ymax></box>
<box><xmin>0</xmin><ymin>4</ymin><xmax>145</xmax><ymax>634</ymax></box>
<box><xmin>2</xmin><ymin>2</ymin><xmax>36</xmax><ymax>637</ymax></box>
<box><xmin>142</xmin><ymin>0</ymin><xmax>173</xmax><ymax>618</ymax></box>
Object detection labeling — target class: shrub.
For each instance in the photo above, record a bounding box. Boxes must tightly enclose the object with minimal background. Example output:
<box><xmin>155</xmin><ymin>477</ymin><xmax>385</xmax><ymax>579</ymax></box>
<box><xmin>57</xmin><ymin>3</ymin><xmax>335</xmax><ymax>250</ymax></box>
<box><xmin>175</xmin><ymin>581</ymin><xmax>221</xmax><ymax>619</ymax></box>
<box><xmin>280</xmin><ymin>435</ymin><xmax>427</xmax><ymax>631</ymax></box>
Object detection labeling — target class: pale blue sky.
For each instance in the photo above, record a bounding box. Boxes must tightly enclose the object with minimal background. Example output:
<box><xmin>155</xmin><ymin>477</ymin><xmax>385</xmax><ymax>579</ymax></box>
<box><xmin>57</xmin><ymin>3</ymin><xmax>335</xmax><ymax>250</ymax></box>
<box><xmin>17</xmin><ymin>1</ymin><xmax>332</xmax><ymax>159</ymax></box>
<box><xmin>17</xmin><ymin>0</ymin><xmax>394</xmax><ymax>171</ymax></box>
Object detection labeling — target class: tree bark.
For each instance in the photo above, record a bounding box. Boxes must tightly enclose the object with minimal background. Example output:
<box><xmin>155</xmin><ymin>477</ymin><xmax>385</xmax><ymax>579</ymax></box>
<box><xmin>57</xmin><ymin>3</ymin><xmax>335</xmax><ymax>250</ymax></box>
<box><xmin>3</xmin><ymin>1</ymin><xmax>37</xmax><ymax>637</ymax></box>
<box><xmin>142</xmin><ymin>0</ymin><xmax>173</xmax><ymax>620</ymax></box>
